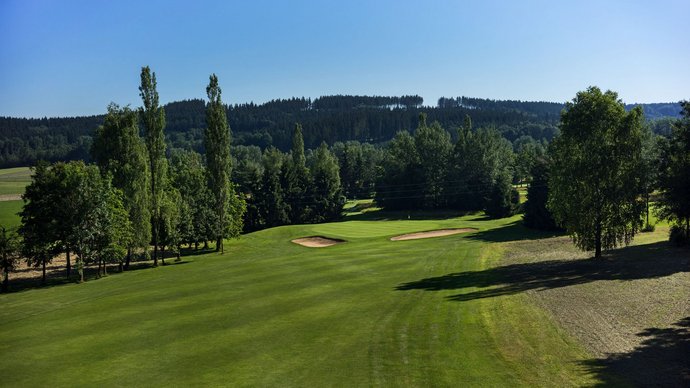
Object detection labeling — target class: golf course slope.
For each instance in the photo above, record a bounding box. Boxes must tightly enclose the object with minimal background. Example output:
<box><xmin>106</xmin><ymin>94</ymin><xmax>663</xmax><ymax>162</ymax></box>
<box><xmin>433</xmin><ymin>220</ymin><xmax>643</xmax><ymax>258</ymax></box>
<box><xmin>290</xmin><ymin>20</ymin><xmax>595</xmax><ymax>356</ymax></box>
<box><xmin>0</xmin><ymin>213</ymin><xmax>687</xmax><ymax>386</ymax></box>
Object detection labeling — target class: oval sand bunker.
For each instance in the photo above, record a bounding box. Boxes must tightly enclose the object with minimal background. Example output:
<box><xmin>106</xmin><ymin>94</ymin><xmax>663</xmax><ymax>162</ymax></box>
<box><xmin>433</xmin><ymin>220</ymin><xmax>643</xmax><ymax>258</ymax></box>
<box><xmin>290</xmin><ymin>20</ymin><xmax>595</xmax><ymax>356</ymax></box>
<box><xmin>291</xmin><ymin>236</ymin><xmax>345</xmax><ymax>247</ymax></box>
<box><xmin>390</xmin><ymin>228</ymin><xmax>477</xmax><ymax>241</ymax></box>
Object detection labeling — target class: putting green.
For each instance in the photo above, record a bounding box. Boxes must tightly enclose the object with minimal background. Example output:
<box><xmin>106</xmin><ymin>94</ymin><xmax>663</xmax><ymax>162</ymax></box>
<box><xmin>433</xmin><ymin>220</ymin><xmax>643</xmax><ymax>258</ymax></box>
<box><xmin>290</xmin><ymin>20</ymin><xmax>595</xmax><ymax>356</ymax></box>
<box><xmin>0</xmin><ymin>214</ymin><xmax>599</xmax><ymax>386</ymax></box>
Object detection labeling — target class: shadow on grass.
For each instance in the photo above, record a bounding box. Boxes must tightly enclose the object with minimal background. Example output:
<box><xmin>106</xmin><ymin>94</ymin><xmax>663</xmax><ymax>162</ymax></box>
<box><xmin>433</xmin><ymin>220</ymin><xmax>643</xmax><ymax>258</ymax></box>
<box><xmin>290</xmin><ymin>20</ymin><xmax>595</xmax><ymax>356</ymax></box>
<box><xmin>465</xmin><ymin>220</ymin><xmax>565</xmax><ymax>242</ymax></box>
<box><xmin>2</xmin><ymin>246</ymin><xmax>215</xmax><ymax>294</ymax></box>
<box><xmin>580</xmin><ymin>317</ymin><xmax>690</xmax><ymax>386</ymax></box>
<box><xmin>344</xmin><ymin>208</ymin><xmax>477</xmax><ymax>222</ymax></box>
<box><xmin>396</xmin><ymin>241</ymin><xmax>689</xmax><ymax>302</ymax></box>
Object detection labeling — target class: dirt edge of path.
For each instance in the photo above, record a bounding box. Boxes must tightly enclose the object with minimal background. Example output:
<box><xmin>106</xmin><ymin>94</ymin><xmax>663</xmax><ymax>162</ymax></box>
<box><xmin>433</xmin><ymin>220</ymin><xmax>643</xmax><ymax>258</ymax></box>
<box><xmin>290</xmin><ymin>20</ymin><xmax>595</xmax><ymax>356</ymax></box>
<box><xmin>390</xmin><ymin>228</ymin><xmax>477</xmax><ymax>241</ymax></box>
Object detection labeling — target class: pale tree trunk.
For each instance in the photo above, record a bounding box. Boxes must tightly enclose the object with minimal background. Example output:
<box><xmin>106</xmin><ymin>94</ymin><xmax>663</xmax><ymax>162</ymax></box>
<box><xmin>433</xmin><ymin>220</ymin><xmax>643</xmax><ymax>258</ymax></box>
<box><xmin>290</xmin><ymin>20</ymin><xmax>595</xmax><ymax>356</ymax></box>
<box><xmin>78</xmin><ymin>251</ymin><xmax>84</xmax><ymax>283</ymax></box>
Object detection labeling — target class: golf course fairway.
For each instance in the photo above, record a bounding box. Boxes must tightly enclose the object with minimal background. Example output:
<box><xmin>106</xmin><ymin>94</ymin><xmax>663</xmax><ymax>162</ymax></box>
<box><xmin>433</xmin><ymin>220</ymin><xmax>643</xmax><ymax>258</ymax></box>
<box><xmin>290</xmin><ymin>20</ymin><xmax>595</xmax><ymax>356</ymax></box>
<box><xmin>0</xmin><ymin>214</ymin><xmax>600</xmax><ymax>386</ymax></box>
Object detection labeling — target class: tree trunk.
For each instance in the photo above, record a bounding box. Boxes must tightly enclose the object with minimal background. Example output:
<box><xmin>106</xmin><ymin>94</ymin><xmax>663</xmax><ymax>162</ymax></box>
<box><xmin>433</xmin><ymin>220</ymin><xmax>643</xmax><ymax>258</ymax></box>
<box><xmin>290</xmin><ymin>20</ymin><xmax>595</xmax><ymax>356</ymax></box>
<box><xmin>124</xmin><ymin>248</ymin><xmax>131</xmax><ymax>270</ymax></box>
<box><xmin>97</xmin><ymin>259</ymin><xmax>102</xmax><ymax>278</ymax></box>
<box><xmin>103</xmin><ymin>261</ymin><xmax>107</xmax><ymax>276</ymax></box>
<box><xmin>645</xmin><ymin>193</ymin><xmax>650</xmax><ymax>226</ymax></box>
<box><xmin>217</xmin><ymin>237</ymin><xmax>223</xmax><ymax>253</ymax></box>
<box><xmin>65</xmin><ymin>250</ymin><xmax>71</xmax><ymax>279</ymax></box>
<box><xmin>151</xmin><ymin>161</ymin><xmax>158</xmax><ymax>264</ymax></box>
<box><xmin>2</xmin><ymin>270</ymin><xmax>8</xmax><ymax>292</ymax></box>
<box><xmin>42</xmin><ymin>260</ymin><xmax>46</xmax><ymax>284</ymax></box>
<box><xmin>161</xmin><ymin>245</ymin><xmax>166</xmax><ymax>265</ymax></box>
<box><xmin>176</xmin><ymin>244</ymin><xmax>181</xmax><ymax>261</ymax></box>
<box><xmin>153</xmin><ymin>244</ymin><xmax>158</xmax><ymax>267</ymax></box>
<box><xmin>194</xmin><ymin>241</ymin><xmax>198</xmax><ymax>250</ymax></box>
<box><xmin>203</xmin><ymin>241</ymin><xmax>208</xmax><ymax>250</ymax></box>
<box><xmin>77</xmin><ymin>251</ymin><xmax>84</xmax><ymax>283</ymax></box>
<box><xmin>595</xmin><ymin>222</ymin><xmax>602</xmax><ymax>259</ymax></box>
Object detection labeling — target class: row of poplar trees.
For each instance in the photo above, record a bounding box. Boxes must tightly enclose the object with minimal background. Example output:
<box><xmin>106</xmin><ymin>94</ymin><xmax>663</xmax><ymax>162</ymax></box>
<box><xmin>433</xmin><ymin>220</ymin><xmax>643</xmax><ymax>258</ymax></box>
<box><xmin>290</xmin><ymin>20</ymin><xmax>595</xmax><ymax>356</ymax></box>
<box><xmin>3</xmin><ymin>67</ymin><xmax>245</xmax><ymax>287</ymax></box>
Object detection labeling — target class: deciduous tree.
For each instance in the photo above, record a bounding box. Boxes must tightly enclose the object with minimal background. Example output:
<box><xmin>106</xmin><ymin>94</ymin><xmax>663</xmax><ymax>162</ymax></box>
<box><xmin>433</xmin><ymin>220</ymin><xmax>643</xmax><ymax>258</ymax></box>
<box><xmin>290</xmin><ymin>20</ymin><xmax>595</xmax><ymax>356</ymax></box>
<box><xmin>657</xmin><ymin>101</ymin><xmax>690</xmax><ymax>245</ymax></box>
<box><xmin>204</xmin><ymin>74</ymin><xmax>244</xmax><ymax>252</ymax></box>
<box><xmin>0</xmin><ymin>226</ymin><xmax>21</xmax><ymax>292</ymax></box>
<box><xmin>92</xmin><ymin>103</ymin><xmax>151</xmax><ymax>269</ymax></box>
<box><xmin>139</xmin><ymin>66</ymin><xmax>167</xmax><ymax>265</ymax></box>
<box><xmin>549</xmin><ymin>87</ymin><xmax>645</xmax><ymax>258</ymax></box>
<box><xmin>309</xmin><ymin>142</ymin><xmax>344</xmax><ymax>222</ymax></box>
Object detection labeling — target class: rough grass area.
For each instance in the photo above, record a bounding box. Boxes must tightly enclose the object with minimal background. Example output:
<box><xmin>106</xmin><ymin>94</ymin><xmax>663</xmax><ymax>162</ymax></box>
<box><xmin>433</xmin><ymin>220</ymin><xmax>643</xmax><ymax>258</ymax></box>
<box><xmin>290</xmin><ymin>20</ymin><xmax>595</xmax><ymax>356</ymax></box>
<box><xmin>0</xmin><ymin>200</ymin><xmax>22</xmax><ymax>228</ymax></box>
<box><xmin>0</xmin><ymin>167</ymin><xmax>31</xmax><ymax>196</ymax></box>
<box><xmin>499</xmin><ymin>225</ymin><xmax>690</xmax><ymax>386</ymax></box>
<box><xmin>0</xmin><ymin>215</ymin><xmax>604</xmax><ymax>386</ymax></box>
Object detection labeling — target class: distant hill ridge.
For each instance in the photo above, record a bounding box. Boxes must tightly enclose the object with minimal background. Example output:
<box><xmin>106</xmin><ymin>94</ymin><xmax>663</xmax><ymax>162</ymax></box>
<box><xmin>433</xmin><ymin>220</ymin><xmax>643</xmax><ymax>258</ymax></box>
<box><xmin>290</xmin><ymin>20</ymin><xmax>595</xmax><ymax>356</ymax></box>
<box><xmin>0</xmin><ymin>95</ymin><xmax>682</xmax><ymax>168</ymax></box>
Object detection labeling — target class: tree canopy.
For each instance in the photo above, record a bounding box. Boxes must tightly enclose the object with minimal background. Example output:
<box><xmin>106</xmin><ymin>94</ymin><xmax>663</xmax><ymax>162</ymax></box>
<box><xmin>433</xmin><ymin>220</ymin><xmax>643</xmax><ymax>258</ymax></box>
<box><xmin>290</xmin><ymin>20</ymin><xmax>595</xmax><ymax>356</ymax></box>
<box><xmin>548</xmin><ymin>87</ymin><xmax>645</xmax><ymax>258</ymax></box>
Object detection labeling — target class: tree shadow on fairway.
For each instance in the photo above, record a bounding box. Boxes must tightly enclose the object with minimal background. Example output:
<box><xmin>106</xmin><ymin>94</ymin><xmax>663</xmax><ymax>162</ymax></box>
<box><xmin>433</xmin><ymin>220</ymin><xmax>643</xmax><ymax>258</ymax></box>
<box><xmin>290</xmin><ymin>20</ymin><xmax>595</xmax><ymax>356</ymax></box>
<box><xmin>3</xmin><ymin>260</ymin><xmax>191</xmax><ymax>294</ymax></box>
<box><xmin>2</xmin><ymin>248</ymin><xmax>208</xmax><ymax>294</ymax></box>
<box><xmin>465</xmin><ymin>220</ymin><xmax>565</xmax><ymax>243</ymax></box>
<box><xmin>580</xmin><ymin>317</ymin><xmax>690</xmax><ymax>387</ymax></box>
<box><xmin>395</xmin><ymin>241</ymin><xmax>689</xmax><ymax>302</ymax></box>
<box><xmin>343</xmin><ymin>208</ymin><xmax>476</xmax><ymax>222</ymax></box>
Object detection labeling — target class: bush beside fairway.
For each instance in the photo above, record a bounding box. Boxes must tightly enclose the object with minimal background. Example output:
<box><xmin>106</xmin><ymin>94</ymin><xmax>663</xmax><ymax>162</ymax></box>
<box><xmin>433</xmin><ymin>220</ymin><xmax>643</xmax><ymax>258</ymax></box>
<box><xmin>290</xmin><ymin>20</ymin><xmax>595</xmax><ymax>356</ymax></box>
<box><xmin>0</xmin><ymin>214</ymin><xmax>602</xmax><ymax>386</ymax></box>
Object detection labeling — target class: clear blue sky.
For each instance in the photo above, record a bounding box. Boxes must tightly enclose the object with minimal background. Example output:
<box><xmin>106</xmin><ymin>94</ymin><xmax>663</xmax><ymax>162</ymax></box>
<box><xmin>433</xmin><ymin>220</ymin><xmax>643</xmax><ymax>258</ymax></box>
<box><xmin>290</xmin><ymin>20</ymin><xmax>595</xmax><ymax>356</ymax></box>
<box><xmin>1</xmin><ymin>0</ymin><xmax>688</xmax><ymax>118</ymax></box>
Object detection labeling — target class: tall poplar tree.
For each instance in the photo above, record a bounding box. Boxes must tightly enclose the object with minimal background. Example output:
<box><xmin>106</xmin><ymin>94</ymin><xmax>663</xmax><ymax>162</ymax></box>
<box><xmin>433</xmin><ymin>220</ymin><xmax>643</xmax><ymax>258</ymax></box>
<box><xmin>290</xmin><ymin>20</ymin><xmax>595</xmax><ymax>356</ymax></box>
<box><xmin>139</xmin><ymin>66</ymin><xmax>167</xmax><ymax>266</ymax></box>
<box><xmin>204</xmin><ymin>74</ymin><xmax>244</xmax><ymax>252</ymax></box>
<box><xmin>92</xmin><ymin>103</ymin><xmax>151</xmax><ymax>269</ymax></box>
<box><xmin>549</xmin><ymin>87</ymin><xmax>645</xmax><ymax>258</ymax></box>
<box><xmin>283</xmin><ymin>123</ymin><xmax>312</xmax><ymax>223</ymax></box>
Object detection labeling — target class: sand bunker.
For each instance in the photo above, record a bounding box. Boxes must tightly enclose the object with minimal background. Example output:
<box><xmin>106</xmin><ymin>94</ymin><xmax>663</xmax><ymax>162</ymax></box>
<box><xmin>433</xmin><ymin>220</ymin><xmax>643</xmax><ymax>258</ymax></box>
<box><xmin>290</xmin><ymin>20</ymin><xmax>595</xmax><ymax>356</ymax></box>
<box><xmin>390</xmin><ymin>228</ymin><xmax>477</xmax><ymax>241</ymax></box>
<box><xmin>291</xmin><ymin>236</ymin><xmax>345</xmax><ymax>247</ymax></box>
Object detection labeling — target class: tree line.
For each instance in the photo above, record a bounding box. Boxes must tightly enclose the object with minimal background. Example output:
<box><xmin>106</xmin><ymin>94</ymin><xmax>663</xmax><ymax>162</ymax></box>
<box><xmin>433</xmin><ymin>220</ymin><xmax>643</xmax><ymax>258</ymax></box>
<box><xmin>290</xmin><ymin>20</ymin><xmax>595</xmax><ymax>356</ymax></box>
<box><xmin>3</xmin><ymin>92</ymin><xmax>680</xmax><ymax>168</ymax></box>
<box><xmin>1</xmin><ymin>83</ymin><xmax>688</xmax><ymax>291</ymax></box>
<box><xmin>0</xmin><ymin>67</ymin><xmax>246</xmax><ymax>290</ymax></box>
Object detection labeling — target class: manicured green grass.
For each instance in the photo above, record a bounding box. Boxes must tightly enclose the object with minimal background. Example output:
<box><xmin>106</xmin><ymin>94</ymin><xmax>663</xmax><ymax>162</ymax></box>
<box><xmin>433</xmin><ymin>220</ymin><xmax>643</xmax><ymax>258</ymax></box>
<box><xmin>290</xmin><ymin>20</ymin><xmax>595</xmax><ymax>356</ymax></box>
<box><xmin>0</xmin><ymin>166</ymin><xmax>31</xmax><ymax>195</ymax></box>
<box><xmin>0</xmin><ymin>200</ymin><xmax>22</xmax><ymax>228</ymax></box>
<box><xmin>0</xmin><ymin>214</ymin><xmax>599</xmax><ymax>386</ymax></box>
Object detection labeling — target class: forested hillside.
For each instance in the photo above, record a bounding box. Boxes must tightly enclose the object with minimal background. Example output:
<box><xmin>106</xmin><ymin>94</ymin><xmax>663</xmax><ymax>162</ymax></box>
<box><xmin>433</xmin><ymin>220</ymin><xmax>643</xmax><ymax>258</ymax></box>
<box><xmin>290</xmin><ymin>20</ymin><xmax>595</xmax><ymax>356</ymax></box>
<box><xmin>0</xmin><ymin>95</ymin><xmax>681</xmax><ymax>168</ymax></box>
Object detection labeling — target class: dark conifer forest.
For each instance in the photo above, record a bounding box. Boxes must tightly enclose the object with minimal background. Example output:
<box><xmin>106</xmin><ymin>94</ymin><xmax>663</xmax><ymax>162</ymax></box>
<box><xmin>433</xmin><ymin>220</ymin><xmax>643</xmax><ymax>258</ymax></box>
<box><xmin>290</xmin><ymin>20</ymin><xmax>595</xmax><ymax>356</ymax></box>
<box><xmin>0</xmin><ymin>95</ymin><xmax>681</xmax><ymax>168</ymax></box>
